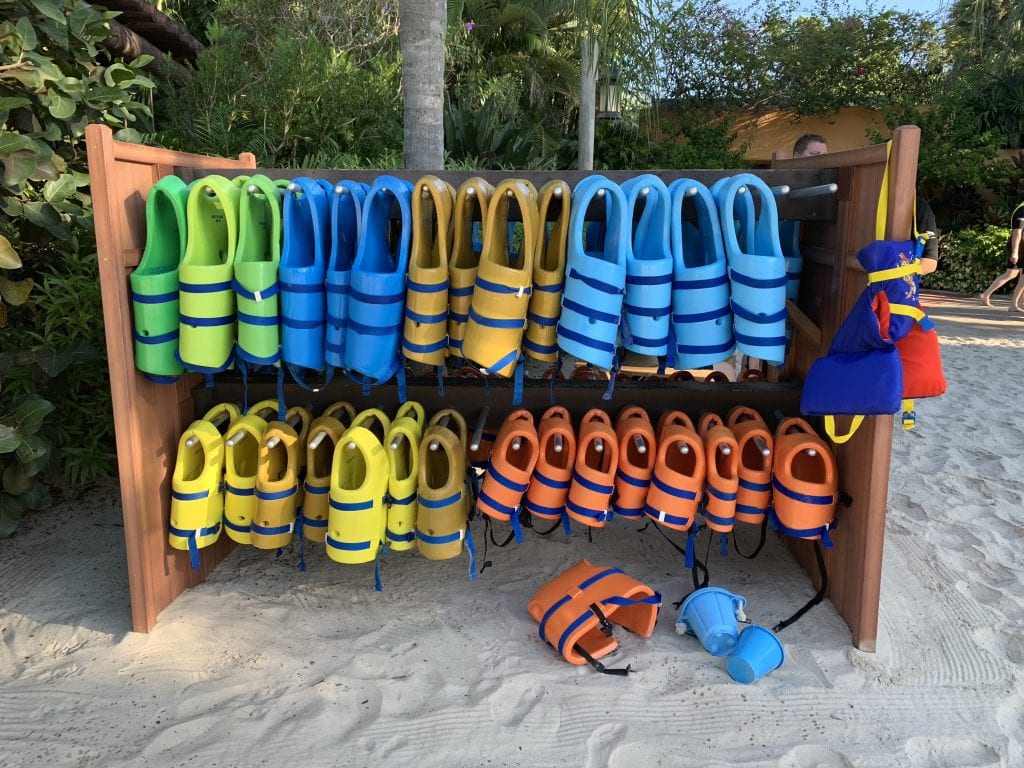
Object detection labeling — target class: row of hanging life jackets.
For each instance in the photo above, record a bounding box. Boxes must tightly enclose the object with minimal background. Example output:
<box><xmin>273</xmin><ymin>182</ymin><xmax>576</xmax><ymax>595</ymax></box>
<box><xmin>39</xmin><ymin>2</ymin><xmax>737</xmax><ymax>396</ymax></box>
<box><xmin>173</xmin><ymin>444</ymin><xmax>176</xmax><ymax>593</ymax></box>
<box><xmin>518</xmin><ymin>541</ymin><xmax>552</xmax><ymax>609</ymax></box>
<box><xmin>129</xmin><ymin>172</ymin><xmax>803</xmax><ymax>392</ymax></box>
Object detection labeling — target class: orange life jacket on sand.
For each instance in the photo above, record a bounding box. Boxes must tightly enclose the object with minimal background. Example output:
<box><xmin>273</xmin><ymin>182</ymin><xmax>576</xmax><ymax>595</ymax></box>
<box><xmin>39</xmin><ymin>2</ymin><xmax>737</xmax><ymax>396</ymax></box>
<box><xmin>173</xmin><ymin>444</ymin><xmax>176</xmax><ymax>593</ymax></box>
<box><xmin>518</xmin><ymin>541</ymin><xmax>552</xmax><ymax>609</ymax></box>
<box><xmin>613</xmin><ymin>406</ymin><xmax>656</xmax><ymax>521</ymax></box>
<box><xmin>477</xmin><ymin>409</ymin><xmax>539</xmax><ymax>543</ymax></box>
<box><xmin>528</xmin><ymin>559</ymin><xmax>661</xmax><ymax>674</ymax></box>
<box><xmin>523</xmin><ymin>406</ymin><xmax>576</xmax><ymax>530</ymax></box>
<box><xmin>566</xmin><ymin>410</ymin><xmax>619</xmax><ymax>529</ymax></box>
<box><xmin>770</xmin><ymin>417</ymin><xmax>838</xmax><ymax>547</ymax></box>
<box><xmin>699</xmin><ymin>413</ymin><xmax>739</xmax><ymax>538</ymax></box>
<box><xmin>727</xmin><ymin>406</ymin><xmax>773</xmax><ymax>526</ymax></box>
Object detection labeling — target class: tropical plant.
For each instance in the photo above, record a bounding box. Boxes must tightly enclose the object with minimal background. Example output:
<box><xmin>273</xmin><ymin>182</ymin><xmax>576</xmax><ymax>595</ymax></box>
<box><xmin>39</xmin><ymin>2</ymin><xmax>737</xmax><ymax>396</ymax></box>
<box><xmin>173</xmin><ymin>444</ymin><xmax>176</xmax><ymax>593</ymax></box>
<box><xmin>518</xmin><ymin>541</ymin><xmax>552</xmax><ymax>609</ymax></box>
<box><xmin>1</xmin><ymin>0</ymin><xmax>154</xmax><ymax>536</ymax></box>
<box><xmin>923</xmin><ymin>225</ymin><xmax>1011</xmax><ymax>294</ymax></box>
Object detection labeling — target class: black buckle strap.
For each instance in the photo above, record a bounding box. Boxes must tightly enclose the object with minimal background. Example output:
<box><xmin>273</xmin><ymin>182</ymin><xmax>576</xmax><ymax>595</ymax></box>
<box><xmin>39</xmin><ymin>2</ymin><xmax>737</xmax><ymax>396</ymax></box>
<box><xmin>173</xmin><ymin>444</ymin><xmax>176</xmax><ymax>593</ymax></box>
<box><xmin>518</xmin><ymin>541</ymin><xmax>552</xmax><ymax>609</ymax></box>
<box><xmin>773</xmin><ymin>539</ymin><xmax>829</xmax><ymax>632</ymax></box>
<box><xmin>590</xmin><ymin>602</ymin><xmax>614</xmax><ymax>636</ymax></box>
<box><xmin>732</xmin><ymin>516</ymin><xmax>769</xmax><ymax>560</ymax></box>
<box><xmin>574</xmin><ymin>643</ymin><xmax>631</xmax><ymax>676</ymax></box>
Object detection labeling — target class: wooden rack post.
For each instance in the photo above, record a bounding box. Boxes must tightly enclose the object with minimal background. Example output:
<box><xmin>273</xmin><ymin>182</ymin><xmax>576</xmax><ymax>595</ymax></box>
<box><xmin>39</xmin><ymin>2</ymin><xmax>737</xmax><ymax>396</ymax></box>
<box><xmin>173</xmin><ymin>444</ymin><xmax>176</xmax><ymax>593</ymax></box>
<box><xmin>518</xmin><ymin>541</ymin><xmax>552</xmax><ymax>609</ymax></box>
<box><xmin>87</xmin><ymin>124</ymin><xmax>920</xmax><ymax>647</ymax></box>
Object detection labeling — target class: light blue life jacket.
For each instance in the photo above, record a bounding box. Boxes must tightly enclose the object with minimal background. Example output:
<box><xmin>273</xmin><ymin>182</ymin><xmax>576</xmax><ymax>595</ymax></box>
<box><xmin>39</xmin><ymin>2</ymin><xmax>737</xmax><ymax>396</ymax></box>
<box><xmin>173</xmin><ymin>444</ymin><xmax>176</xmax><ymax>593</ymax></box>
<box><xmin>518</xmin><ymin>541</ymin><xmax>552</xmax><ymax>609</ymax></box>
<box><xmin>667</xmin><ymin>179</ymin><xmax>734</xmax><ymax>369</ymax></box>
<box><xmin>713</xmin><ymin>173</ymin><xmax>788</xmax><ymax>365</ymax></box>
<box><xmin>344</xmin><ymin>175</ymin><xmax>414</xmax><ymax>387</ymax></box>
<box><xmin>557</xmin><ymin>175</ymin><xmax>628</xmax><ymax>371</ymax></box>
<box><xmin>280</xmin><ymin>178</ymin><xmax>330</xmax><ymax>374</ymax></box>
<box><xmin>620</xmin><ymin>175</ymin><xmax>673</xmax><ymax>357</ymax></box>
<box><xmin>325</xmin><ymin>181</ymin><xmax>369</xmax><ymax>369</ymax></box>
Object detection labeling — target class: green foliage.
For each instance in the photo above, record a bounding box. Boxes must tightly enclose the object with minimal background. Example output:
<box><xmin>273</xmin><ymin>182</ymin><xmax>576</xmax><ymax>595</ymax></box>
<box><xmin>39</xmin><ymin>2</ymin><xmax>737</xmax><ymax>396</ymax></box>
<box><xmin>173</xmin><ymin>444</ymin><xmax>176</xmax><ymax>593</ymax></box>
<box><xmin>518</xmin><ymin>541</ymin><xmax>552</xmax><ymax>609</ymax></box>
<box><xmin>592</xmin><ymin>111</ymin><xmax>746</xmax><ymax>170</ymax></box>
<box><xmin>924</xmin><ymin>225</ymin><xmax>1011</xmax><ymax>294</ymax></box>
<box><xmin>0</xmin><ymin>0</ymin><xmax>153</xmax><ymax>534</ymax></box>
<box><xmin>156</xmin><ymin>0</ymin><xmax>403</xmax><ymax>167</ymax></box>
<box><xmin>445</xmin><ymin>97</ymin><xmax>566</xmax><ymax>169</ymax></box>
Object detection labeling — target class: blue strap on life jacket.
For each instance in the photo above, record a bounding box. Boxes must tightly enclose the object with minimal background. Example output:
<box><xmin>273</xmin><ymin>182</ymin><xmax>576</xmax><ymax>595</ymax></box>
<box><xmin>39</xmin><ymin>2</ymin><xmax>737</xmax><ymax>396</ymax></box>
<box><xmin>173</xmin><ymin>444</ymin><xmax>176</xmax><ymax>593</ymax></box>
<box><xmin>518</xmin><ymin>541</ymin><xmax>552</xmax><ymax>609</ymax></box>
<box><xmin>557</xmin><ymin>175</ymin><xmax>628</xmax><ymax>371</ymax></box>
<box><xmin>325</xmin><ymin>180</ymin><xmax>368</xmax><ymax>369</ymax></box>
<box><xmin>620</xmin><ymin>175</ymin><xmax>673</xmax><ymax>357</ymax></box>
<box><xmin>667</xmin><ymin>179</ymin><xmax>735</xmax><ymax>369</ymax></box>
<box><xmin>344</xmin><ymin>176</ymin><xmax>414</xmax><ymax>386</ymax></box>
<box><xmin>713</xmin><ymin>174</ymin><xmax>788</xmax><ymax>365</ymax></box>
<box><xmin>281</xmin><ymin>178</ymin><xmax>330</xmax><ymax>374</ymax></box>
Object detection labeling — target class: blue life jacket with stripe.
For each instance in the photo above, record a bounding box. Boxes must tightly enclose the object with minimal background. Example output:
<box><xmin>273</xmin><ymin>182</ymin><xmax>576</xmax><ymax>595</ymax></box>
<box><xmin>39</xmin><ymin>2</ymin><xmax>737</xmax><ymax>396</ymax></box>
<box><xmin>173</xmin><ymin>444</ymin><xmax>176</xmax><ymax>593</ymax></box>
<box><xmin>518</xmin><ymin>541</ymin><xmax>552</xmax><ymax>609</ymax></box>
<box><xmin>713</xmin><ymin>174</ymin><xmax>788</xmax><ymax>365</ymax></box>
<box><xmin>667</xmin><ymin>179</ymin><xmax>735</xmax><ymax>369</ymax></box>
<box><xmin>619</xmin><ymin>175</ymin><xmax>673</xmax><ymax>357</ymax></box>
<box><xmin>280</xmin><ymin>178</ymin><xmax>330</xmax><ymax>372</ymax></box>
<box><xmin>344</xmin><ymin>176</ymin><xmax>414</xmax><ymax>384</ymax></box>
<box><xmin>325</xmin><ymin>181</ymin><xmax>369</xmax><ymax>369</ymax></box>
<box><xmin>557</xmin><ymin>175</ymin><xmax>628</xmax><ymax>370</ymax></box>
<box><xmin>233</xmin><ymin>175</ymin><xmax>283</xmax><ymax>367</ymax></box>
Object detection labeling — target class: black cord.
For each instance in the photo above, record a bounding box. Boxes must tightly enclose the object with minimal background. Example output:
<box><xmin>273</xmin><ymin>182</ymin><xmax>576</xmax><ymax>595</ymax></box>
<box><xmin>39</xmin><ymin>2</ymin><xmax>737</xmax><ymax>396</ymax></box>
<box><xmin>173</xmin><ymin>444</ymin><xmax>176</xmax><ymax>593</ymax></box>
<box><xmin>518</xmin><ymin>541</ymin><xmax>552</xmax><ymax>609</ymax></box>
<box><xmin>733</xmin><ymin>517</ymin><xmax>769</xmax><ymax>560</ymax></box>
<box><xmin>773</xmin><ymin>540</ymin><xmax>829</xmax><ymax>632</ymax></box>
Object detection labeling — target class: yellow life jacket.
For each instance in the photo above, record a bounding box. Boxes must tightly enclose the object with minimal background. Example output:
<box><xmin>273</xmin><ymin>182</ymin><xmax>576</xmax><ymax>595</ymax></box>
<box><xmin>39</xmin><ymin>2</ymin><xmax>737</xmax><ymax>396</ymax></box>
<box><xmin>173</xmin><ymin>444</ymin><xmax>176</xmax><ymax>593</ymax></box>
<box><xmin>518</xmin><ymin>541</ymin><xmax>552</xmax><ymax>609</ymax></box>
<box><xmin>386</xmin><ymin>415</ymin><xmax>422</xmax><ymax>551</ymax></box>
<box><xmin>524</xmin><ymin>180</ymin><xmax>570</xmax><ymax>362</ymax></box>
<box><xmin>404</xmin><ymin>176</ymin><xmax>455</xmax><ymax>365</ymax></box>
<box><xmin>169</xmin><ymin>419</ymin><xmax>225</xmax><ymax>568</ymax></box>
<box><xmin>251</xmin><ymin>406</ymin><xmax>311</xmax><ymax>550</ymax></box>
<box><xmin>327</xmin><ymin>425</ymin><xmax>388</xmax><ymax>564</ymax></box>
<box><xmin>416</xmin><ymin>410</ymin><xmax>474</xmax><ymax>574</ymax></box>
<box><xmin>461</xmin><ymin>179</ymin><xmax>538</xmax><ymax>377</ymax></box>
<box><xmin>448</xmin><ymin>178</ymin><xmax>494</xmax><ymax>357</ymax></box>
<box><xmin>302</xmin><ymin>414</ymin><xmax>348</xmax><ymax>544</ymax></box>
<box><xmin>223</xmin><ymin>412</ymin><xmax>269</xmax><ymax>544</ymax></box>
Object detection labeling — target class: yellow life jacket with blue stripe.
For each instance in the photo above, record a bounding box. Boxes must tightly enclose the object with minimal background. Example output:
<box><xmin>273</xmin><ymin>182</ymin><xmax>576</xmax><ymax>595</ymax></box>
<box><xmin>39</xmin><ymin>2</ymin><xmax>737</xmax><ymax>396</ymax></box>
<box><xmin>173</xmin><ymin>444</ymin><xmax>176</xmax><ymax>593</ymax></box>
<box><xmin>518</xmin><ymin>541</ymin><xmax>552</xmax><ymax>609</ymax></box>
<box><xmin>462</xmin><ymin>179</ymin><xmax>539</xmax><ymax>378</ymax></box>
<box><xmin>327</xmin><ymin>425</ymin><xmax>389</xmax><ymax>565</ymax></box>
<box><xmin>404</xmin><ymin>176</ymin><xmax>454</xmax><ymax>366</ymax></box>
<box><xmin>301</xmin><ymin>414</ymin><xmax>348</xmax><ymax>544</ymax></box>
<box><xmin>252</xmin><ymin>406</ymin><xmax>311</xmax><ymax>550</ymax></box>
<box><xmin>385</xmin><ymin>415</ymin><xmax>422</xmax><ymax>551</ymax></box>
<box><xmin>223</xmin><ymin>412</ymin><xmax>269</xmax><ymax>544</ymax></box>
<box><xmin>524</xmin><ymin>180</ymin><xmax>570</xmax><ymax>362</ymax></box>
<box><xmin>448</xmin><ymin>178</ymin><xmax>494</xmax><ymax>357</ymax></box>
<box><xmin>169</xmin><ymin>419</ymin><xmax>226</xmax><ymax>568</ymax></box>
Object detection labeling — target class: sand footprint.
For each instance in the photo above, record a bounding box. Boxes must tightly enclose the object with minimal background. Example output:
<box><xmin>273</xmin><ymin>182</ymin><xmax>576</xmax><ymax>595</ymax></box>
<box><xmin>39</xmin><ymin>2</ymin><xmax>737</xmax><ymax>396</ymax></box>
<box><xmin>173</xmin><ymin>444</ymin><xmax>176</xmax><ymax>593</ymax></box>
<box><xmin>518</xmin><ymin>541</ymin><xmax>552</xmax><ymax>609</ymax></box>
<box><xmin>905</xmin><ymin>736</ymin><xmax>1000</xmax><ymax>767</ymax></box>
<box><xmin>779</xmin><ymin>745</ymin><xmax>853</xmax><ymax>768</ymax></box>
<box><xmin>487</xmin><ymin>680</ymin><xmax>546</xmax><ymax>726</ymax></box>
<box><xmin>584</xmin><ymin>723</ymin><xmax>627</xmax><ymax>768</ymax></box>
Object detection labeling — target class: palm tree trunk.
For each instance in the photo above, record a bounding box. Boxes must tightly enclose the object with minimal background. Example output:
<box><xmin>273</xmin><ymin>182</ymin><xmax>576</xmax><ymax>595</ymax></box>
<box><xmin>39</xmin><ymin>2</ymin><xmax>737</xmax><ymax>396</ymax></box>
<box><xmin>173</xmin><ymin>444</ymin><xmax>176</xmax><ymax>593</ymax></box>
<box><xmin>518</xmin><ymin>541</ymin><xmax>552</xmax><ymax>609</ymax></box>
<box><xmin>400</xmin><ymin>0</ymin><xmax>446</xmax><ymax>169</ymax></box>
<box><xmin>578</xmin><ymin>34</ymin><xmax>599</xmax><ymax>170</ymax></box>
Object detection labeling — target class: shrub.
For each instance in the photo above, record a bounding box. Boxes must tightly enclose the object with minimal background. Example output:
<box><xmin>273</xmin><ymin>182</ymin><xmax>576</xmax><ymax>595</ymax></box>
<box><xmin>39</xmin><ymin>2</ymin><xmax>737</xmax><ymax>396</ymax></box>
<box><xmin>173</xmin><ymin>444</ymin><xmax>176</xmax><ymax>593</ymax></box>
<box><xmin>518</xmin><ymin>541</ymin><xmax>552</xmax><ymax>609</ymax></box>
<box><xmin>924</xmin><ymin>225</ymin><xmax>1011</xmax><ymax>294</ymax></box>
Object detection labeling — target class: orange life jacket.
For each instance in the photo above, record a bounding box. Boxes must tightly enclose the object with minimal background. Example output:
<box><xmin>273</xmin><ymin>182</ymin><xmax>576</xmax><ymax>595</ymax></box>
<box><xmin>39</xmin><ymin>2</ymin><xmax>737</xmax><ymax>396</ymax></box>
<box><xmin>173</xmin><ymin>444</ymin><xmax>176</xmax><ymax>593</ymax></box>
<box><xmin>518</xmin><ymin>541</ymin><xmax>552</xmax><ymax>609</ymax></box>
<box><xmin>771</xmin><ymin>417</ymin><xmax>838</xmax><ymax>547</ymax></box>
<box><xmin>527</xmin><ymin>559</ymin><xmax>661</xmax><ymax>673</ymax></box>
<box><xmin>477</xmin><ymin>409</ymin><xmax>539</xmax><ymax>542</ymax></box>
<box><xmin>566</xmin><ymin>410</ymin><xmax>618</xmax><ymax>528</ymax></box>
<box><xmin>699</xmin><ymin>413</ymin><xmax>739</xmax><ymax>535</ymax></box>
<box><xmin>613</xmin><ymin>406</ymin><xmax>656</xmax><ymax>520</ymax></box>
<box><xmin>523</xmin><ymin>406</ymin><xmax>576</xmax><ymax>527</ymax></box>
<box><xmin>727</xmin><ymin>406</ymin><xmax>773</xmax><ymax>526</ymax></box>
<box><xmin>645</xmin><ymin>416</ymin><xmax>704</xmax><ymax>532</ymax></box>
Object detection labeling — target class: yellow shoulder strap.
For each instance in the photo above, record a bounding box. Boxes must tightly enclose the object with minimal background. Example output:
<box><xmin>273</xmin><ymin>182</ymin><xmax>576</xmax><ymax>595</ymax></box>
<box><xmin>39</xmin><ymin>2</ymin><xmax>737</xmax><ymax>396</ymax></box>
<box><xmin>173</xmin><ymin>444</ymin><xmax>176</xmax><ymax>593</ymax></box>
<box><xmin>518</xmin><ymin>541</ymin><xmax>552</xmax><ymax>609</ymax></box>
<box><xmin>824</xmin><ymin>414</ymin><xmax>865</xmax><ymax>445</ymax></box>
<box><xmin>874</xmin><ymin>141</ymin><xmax>892</xmax><ymax>242</ymax></box>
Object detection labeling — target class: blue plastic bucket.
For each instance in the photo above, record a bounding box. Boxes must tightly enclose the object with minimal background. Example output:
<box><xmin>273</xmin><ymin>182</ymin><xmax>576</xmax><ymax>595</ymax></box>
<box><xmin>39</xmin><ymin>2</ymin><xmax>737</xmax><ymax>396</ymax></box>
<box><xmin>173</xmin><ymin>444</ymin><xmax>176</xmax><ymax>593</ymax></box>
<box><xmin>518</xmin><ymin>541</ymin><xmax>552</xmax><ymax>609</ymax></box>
<box><xmin>677</xmin><ymin>587</ymin><xmax>746</xmax><ymax>656</ymax></box>
<box><xmin>727</xmin><ymin>624</ymin><xmax>785</xmax><ymax>683</ymax></box>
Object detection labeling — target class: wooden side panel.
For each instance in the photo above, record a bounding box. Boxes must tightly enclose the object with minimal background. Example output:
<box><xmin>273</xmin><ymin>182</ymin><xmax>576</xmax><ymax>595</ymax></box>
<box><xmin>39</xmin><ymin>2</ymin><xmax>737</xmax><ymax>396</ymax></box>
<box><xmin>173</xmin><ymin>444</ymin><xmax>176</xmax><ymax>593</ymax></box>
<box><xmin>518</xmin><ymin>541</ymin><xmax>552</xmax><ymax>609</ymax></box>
<box><xmin>774</xmin><ymin>126</ymin><xmax>920</xmax><ymax>649</ymax></box>
<box><xmin>85</xmin><ymin>125</ymin><xmax>256</xmax><ymax>632</ymax></box>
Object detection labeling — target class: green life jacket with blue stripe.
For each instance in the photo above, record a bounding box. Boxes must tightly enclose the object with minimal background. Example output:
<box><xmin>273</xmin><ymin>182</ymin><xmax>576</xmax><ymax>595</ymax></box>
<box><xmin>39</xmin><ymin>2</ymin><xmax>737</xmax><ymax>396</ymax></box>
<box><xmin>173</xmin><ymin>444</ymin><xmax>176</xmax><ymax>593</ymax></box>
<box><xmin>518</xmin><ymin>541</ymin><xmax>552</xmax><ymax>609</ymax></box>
<box><xmin>130</xmin><ymin>174</ymin><xmax>190</xmax><ymax>382</ymax></box>
<box><xmin>233</xmin><ymin>175</ymin><xmax>283</xmax><ymax>367</ymax></box>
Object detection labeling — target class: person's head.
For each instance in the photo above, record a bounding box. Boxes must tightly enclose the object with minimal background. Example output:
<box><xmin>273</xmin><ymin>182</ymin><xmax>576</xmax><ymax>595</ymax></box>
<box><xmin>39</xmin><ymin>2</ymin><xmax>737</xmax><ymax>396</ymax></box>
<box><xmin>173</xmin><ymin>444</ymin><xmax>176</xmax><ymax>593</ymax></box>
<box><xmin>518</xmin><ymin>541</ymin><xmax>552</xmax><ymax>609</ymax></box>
<box><xmin>793</xmin><ymin>133</ymin><xmax>828</xmax><ymax>158</ymax></box>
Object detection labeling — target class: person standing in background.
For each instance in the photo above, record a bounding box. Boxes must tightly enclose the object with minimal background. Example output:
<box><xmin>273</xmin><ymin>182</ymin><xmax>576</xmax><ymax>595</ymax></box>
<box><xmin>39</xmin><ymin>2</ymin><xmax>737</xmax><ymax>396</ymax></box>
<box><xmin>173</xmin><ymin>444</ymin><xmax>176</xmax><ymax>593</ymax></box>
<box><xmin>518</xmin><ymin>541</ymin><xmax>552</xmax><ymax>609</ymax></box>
<box><xmin>978</xmin><ymin>203</ymin><xmax>1024</xmax><ymax>312</ymax></box>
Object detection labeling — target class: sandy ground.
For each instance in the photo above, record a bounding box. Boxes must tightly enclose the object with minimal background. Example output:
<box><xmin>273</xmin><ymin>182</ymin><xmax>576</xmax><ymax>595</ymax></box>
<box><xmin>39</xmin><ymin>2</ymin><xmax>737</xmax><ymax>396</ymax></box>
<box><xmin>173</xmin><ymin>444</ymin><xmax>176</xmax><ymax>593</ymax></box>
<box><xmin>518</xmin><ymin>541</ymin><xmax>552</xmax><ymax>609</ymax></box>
<box><xmin>1</xmin><ymin>292</ymin><xmax>1021</xmax><ymax>768</ymax></box>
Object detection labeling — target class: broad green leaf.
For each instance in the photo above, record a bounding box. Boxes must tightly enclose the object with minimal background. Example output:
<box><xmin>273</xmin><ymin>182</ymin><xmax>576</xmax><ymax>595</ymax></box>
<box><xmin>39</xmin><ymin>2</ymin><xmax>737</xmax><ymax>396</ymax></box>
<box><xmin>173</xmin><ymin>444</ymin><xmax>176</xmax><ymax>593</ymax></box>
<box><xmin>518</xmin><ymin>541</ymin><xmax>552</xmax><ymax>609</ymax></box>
<box><xmin>0</xmin><ymin>97</ymin><xmax>32</xmax><ymax>114</ymax></box>
<box><xmin>2</xmin><ymin>462</ymin><xmax>30</xmax><ymax>496</ymax></box>
<box><xmin>104</xmin><ymin>64</ymin><xmax>136</xmax><ymax>87</ymax></box>
<box><xmin>46</xmin><ymin>90</ymin><xmax>76</xmax><ymax>120</ymax></box>
<box><xmin>0</xmin><ymin>235</ymin><xmax>20</xmax><ymax>270</ymax></box>
<box><xmin>0</xmin><ymin>425</ymin><xmax>20</xmax><ymax>454</ymax></box>
<box><xmin>16</xmin><ymin>16</ymin><xmax>37</xmax><ymax>50</ymax></box>
<box><xmin>31</xmin><ymin>0</ymin><xmax>66</xmax><ymax>23</ymax></box>
<box><xmin>0</xmin><ymin>276</ymin><xmax>33</xmax><ymax>306</ymax></box>
<box><xmin>19</xmin><ymin>482</ymin><xmax>52</xmax><ymax>511</ymax></box>
<box><xmin>113</xmin><ymin>128</ymin><xmax>143</xmax><ymax>143</ymax></box>
<box><xmin>14</xmin><ymin>433</ymin><xmax>47</xmax><ymax>464</ymax></box>
<box><xmin>2</xmin><ymin>150</ymin><xmax>38</xmax><ymax>187</ymax></box>
<box><xmin>20</xmin><ymin>201</ymin><xmax>61</xmax><ymax>228</ymax></box>
<box><xmin>14</xmin><ymin>396</ymin><xmax>55</xmax><ymax>435</ymax></box>
<box><xmin>129</xmin><ymin>55</ymin><xmax>154</xmax><ymax>68</ymax></box>
<box><xmin>43</xmin><ymin>174</ymin><xmax>76</xmax><ymax>203</ymax></box>
<box><xmin>0</xmin><ymin>132</ymin><xmax>34</xmax><ymax>158</ymax></box>
<box><xmin>0</xmin><ymin>493</ymin><xmax>25</xmax><ymax>538</ymax></box>
<box><xmin>21</xmin><ymin>435</ymin><xmax>51</xmax><ymax>477</ymax></box>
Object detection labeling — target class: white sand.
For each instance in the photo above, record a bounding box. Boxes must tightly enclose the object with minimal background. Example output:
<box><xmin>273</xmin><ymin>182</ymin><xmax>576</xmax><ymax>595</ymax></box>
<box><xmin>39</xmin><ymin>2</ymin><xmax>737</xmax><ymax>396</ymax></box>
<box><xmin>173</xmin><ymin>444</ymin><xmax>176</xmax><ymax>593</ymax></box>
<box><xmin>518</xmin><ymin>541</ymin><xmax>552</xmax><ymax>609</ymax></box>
<box><xmin>2</xmin><ymin>292</ymin><xmax>1021</xmax><ymax>768</ymax></box>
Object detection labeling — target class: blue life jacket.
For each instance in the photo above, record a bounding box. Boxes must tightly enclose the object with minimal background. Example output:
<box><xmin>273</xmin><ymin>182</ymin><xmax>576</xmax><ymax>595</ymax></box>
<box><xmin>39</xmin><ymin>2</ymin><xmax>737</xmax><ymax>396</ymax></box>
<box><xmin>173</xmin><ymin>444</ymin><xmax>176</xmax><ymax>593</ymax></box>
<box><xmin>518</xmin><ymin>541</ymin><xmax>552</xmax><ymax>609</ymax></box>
<box><xmin>667</xmin><ymin>179</ymin><xmax>734</xmax><ymax>369</ymax></box>
<box><xmin>557</xmin><ymin>175</ymin><xmax>628</xmax><ymax>371</ymax></box>
<box><xmin>325</xmin><ymin>181</ymin><xmax>369</xmax><ymax>369</ymax></box>
<box><xmin>713</xmin><ymin>174</ymin><xmax>788</xmax><ymax>365</ymax></box>
<box><xmin>280</xmin><ymin>178</ymin><xmax>330</xmax><ymax>373</ymax></box>
<box><xmin>620</xmin><ymin>175</ymin><xmax>673</xmax><ymax>357</ymax></box>
<box><xmin>344</xmin><ymin>176</ymin><xmax>414</xmax><ymax>385</ymax></box>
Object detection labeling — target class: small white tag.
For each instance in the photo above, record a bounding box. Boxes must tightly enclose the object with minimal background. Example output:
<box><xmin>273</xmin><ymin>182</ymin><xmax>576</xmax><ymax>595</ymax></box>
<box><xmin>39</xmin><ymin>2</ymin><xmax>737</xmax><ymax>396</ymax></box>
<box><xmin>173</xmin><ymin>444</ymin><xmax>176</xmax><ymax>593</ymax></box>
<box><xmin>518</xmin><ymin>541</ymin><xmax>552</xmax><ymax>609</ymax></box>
<box><xmin>254</xmin><ymin>290</ymin><xmax>263</xmax><ymax>302</ymax></box>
